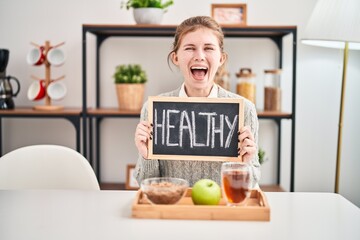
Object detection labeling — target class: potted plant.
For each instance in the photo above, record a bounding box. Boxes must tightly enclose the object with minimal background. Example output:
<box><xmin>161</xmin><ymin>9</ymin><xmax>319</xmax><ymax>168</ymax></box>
<box><xmin>258</xmin><ymin>148</ymin><xmax>267</xmax><ymax>165</ymax></box>
<box><xmin>113</xmin><ymin>64</ymin><xmax>147</xmax><ymax>111</ymax></box>
<box><xmin>121</xmin><ymin>0</ymin><xmax>174</xmax><ymax>24</ymax></box>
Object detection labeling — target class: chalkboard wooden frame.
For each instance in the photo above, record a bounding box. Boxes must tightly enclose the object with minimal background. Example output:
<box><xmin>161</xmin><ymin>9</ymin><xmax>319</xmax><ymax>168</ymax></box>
<box><xmin>147</xmin><ymin>96</ymin><xmax>244</xmax><ymax>161</ymax></box>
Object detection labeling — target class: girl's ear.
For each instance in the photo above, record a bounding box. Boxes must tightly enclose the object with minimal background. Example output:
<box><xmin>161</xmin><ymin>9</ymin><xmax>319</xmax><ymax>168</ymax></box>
<box><xmin>171</xmin><ymin>52</ymin><xmax>179</xmax><ymax>65</ymax></box>
<box><xmin>220</xmin><ymin>53</ymin><xmax>227</xmax><ymax>65</ymax></box>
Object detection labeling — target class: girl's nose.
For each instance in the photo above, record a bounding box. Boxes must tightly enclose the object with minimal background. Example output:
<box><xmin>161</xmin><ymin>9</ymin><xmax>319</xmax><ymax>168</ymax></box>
<box><xmin>194</xmin><ymin>49</ymin><xmax>205</xmax><ymax>61</ymax></box>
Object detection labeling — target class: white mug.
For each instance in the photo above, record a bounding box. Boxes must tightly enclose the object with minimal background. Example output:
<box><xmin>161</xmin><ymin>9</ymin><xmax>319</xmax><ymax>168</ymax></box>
<box><xmin>47</xmin><ymin>81</ymin><xmax>67</xmax><ymax>100</ymax></box>
<box><xmin>47</xmin><ymin>48</ymin><xmax>65</xmax><ymax>66</ymax></box>
<box><xmin>26</xmin><ymin>47</ymin><xmax>46</xmax><ymax>66</ymax></box>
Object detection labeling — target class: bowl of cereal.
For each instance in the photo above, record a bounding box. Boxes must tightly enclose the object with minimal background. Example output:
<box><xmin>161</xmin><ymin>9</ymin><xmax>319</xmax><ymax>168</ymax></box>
<box><xmin>141</xmin><ymin>177</ymin><xmax>189</xmax><ymax>205</ymax></box>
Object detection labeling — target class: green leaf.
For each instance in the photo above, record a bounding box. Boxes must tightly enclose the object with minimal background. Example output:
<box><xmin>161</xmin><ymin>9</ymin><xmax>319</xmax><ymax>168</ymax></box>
<box><xmin>114</xmin><ymin>64</ymin><xmax>147</xmax><ymax>84</ymax></box>
<box><xmin>258</xmin><ymin>148</ymin><xmax>266</xmax><ymax>165</ymax></box>
<box><xmin>122</xmin><ymin>0</ymin><xmax>173</xmax><ymax>9</ymax></box>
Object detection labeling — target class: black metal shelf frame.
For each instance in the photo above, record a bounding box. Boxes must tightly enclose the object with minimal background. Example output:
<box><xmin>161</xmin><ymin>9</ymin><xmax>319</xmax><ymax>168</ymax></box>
<box><xmin>0</xmin><ymin>113</ymin><xmax>82</xmax><ymax>155</ymax></box>
<box><xmin>82</xmin><ymin>25</ymin><xmax>297</xmax><ymax>191</ymax></box>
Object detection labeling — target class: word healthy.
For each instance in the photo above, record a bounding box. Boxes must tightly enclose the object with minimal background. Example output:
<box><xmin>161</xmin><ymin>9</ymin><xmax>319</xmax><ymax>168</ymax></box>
<box><xmin>153</xmin><ymin>109</ymin><xmax>238</xmax><ymax>149</ymax></box>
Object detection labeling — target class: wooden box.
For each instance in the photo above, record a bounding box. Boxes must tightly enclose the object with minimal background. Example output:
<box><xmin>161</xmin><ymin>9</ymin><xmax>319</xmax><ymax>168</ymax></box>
<box><xmin>132</xmin><ymin>188</ymin><xmax>270</xmax><ymax>221</ymax></box>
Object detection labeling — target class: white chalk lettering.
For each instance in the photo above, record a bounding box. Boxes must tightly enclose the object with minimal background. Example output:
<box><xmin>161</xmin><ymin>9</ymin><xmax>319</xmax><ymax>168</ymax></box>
<box><xmin>211</xmin><ymin>114</ymin><xmax>224</xmax><ymax>148</ymax></box>
<box><xmin>198</xmin><ymin>112</ymin><xmax>217</xmax><ymax>147</ymax></box>
<box><xmin>225</xmin><ymin>115</ymin><xmax>238</xmax><ymax>148</ymax></box>
<box><xmin>153</xmin><ymin>108</ymin><xmax>238</xmax><ymax>149</ymax></box>
<box><xmin>166</xmin><ymin>110</ymin><xmax>180</xmax><ymax>146</ymax></box>
<box><xmin>192</xmin><ymin>111</ymin><xmax>208</xmax><ymax>147</ymax></box>
<box><xmin>179</xmin><ymin>110</ymin><xmax>193</xmax><ymax>147</ymax></box>
<box><xmin>154</xmin><ymin>109</ymin><xmax>166</xmax><ymax>145</ymax></box>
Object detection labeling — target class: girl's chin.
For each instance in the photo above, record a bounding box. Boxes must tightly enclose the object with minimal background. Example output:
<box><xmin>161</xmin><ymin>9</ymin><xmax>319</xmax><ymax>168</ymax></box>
<box><xmin>186</xmin><ymin>80</ymin><xmax>213</xmax><ymax>92</ymax></box>
<box><xmin>188</xmin><ymin>81</ymin><xmax>208</xmax><ymax>89</ymax></box>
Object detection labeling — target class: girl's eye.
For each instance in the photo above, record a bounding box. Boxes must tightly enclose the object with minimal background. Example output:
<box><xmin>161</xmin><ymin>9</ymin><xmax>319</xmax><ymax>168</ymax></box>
<box><xmin>205</xmin><ymin>47</ymin><xmax>214</xmax><ymax>51</ymax></box>
<box><xmin>185</xmin><ymin>47</ymin><xmax>195</xmax><ymax>51</ymax></box>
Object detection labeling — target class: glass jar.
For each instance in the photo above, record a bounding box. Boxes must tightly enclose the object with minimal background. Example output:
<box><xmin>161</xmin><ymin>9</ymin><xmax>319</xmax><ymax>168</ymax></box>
<box><xmin>214</xmin><ymin>65</ymin><xmax>230</xmax><ymax>90</ymax></box>
<box><xmin>264</xmin><ymin>69</ymin><xmax>282</xmax><ymax>111</ymax></box>
<box><xmin>236</xmin><ymin>68</ymin><xmax>256</xmax><ymax>105</ymax></box>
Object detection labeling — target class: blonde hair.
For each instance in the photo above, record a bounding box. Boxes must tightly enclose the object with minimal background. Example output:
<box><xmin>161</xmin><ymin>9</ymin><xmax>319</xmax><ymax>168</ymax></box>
<box><xmin>167</xmin><ymin>16</ymin><xmax>226</xmax><ymax>66</ymax></box>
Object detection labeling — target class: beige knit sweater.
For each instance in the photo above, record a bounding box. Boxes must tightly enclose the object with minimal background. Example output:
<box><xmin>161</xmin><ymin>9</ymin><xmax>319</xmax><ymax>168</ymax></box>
<box><xmin>134</xmin><ymin>85</ymin><xmax>261</xmax><ymax>187</ymax></box>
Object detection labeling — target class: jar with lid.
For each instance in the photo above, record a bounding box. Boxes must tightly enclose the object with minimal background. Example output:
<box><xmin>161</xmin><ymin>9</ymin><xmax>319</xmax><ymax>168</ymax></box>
<box><xmin>236</xmin><ymin>68</ymin><xmax>256</xmax><ymax>105</ymax></box>
<box><xmin>264</xmin><ymin>69</ymin><xmax>282</xmax><ymax>111</ymax></box>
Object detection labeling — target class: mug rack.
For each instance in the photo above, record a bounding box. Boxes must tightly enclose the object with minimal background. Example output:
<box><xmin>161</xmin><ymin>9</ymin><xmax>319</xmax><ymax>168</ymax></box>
<box><xmin>28</xmin><ymin>40</ymin><xmax>65</xmax><ymax>111</ymax></box>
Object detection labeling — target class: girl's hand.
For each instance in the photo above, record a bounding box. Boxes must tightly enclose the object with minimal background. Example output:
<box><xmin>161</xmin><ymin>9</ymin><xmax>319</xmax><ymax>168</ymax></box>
<box><xmin>238</xmin><ymin>126</ymin><xmax>257</xmax><ymax>163</ymax></box>
<box><xmin>134</xmin><ymin>121</ymin><xmax>152</xmax><ymax>159</ymax></box>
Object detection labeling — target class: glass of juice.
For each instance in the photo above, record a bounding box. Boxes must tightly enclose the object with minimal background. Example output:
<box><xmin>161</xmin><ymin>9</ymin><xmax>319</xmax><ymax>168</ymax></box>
<box><xmin>221</xmin><ymin>162</ymin><xmax>252</xmax><ymax>206</ymax></box>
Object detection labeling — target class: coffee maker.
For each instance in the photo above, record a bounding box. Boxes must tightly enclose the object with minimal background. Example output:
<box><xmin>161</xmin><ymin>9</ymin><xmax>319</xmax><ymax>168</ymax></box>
<box><xmin>0</xmin><ymin>49</ymin><xmax>20</xmax><ymax>109</ymax></box>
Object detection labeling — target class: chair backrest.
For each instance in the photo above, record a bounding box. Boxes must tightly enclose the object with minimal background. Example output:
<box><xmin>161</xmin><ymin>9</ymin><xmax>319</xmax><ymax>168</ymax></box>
<box><xmin>0</xmin><ymin>145</ymin><xmax>100</xmax><ymax>190</ymax></box>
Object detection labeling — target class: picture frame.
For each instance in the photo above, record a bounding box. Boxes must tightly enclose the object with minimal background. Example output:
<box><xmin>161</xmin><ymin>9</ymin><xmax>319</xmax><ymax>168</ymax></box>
<box><xmin>125</xmin><ymin>164</ymin><xmax>139</xmax><ymax>190</ymax></box>
<box><xmin>211</xmin><ymin>3</ymin><xmax>247</xmax><ymax>26</ymax></box>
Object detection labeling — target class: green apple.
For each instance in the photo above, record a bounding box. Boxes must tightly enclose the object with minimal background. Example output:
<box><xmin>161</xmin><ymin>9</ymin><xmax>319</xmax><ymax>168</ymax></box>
<box><xmin>191</xmin><ymin>179</ymin><xmax>221</xmax><ymax>205</ymax></box>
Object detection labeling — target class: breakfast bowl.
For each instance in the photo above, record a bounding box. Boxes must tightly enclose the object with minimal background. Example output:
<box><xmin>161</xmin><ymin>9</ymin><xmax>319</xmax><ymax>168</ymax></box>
<box><xmin>141</xmin><ymin>177</ymin><xmax>189</xmax><ymax>205</ymax></box>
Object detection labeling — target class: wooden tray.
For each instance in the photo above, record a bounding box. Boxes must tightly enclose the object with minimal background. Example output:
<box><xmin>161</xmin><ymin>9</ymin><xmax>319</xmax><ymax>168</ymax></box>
<box><xmin>132</xmin><ymin>188</ymin><xmax>270</xmax><ymax>221</ymax></box>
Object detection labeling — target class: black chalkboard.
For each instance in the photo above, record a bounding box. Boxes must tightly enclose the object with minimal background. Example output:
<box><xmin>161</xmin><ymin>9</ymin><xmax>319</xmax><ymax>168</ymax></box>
<box><xmin>147</xmin><ymin>96</ymin><xmax>244</xmax><ymax>161</ymax></box>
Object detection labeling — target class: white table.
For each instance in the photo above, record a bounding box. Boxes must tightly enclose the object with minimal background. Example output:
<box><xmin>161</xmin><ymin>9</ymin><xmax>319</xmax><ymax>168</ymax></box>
<box><xmin>0</xmin><ymin>190</ymin><xmax>359</xmax><ymax>240</ymax></box>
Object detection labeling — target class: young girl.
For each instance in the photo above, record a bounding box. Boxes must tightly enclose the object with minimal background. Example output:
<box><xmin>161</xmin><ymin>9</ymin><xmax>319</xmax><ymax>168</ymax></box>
<box><xmin>134</xmin><ymin>16</ymin><xmax>260</xmax><ymax>186</ymax></box>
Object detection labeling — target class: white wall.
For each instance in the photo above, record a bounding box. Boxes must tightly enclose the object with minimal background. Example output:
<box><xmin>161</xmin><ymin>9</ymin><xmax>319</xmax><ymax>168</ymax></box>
<box><xmin>0</xmin><ymin>0</ymin><xmax>359</xmax><ymax>206</ymax></box>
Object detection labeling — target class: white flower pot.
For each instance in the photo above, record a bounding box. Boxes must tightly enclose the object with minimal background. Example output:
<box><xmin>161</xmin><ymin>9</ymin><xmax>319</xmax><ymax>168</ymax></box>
<box><xmin>133</xmin><ymin>8</ymin><xmax>164</xmax><ymax>24</ymax></box>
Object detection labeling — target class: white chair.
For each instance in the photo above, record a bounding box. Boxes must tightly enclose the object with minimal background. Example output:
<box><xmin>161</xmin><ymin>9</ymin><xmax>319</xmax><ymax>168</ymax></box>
<box><xmin>0</xmin><ymin>145</ymin><xmax>100</xmax><ymax>190</ymax></box>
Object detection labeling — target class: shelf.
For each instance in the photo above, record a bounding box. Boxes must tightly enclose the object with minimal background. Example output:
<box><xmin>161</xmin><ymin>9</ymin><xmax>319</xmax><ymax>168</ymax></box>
<box><xmin>85</xmin><ymin>107</ymin><xmax>291</xmax><ymax>119</ymax></box>
<box><xmin>257</xmin><ymin>111</ymin><xmax>292</xmax><ymax>119</ymax></box>
<box><xmin>0</xmin><ymin>108</ymin><xmax>291</xmax><ymax>119</ymax></box>
<box><xmin>0</xmin><ymin>107</ymin><xmax>82</xmax><ymax>153</ymax></box>
<box><xmin>83</xmin><ymin>24</ymin><xmax>297</xmax><ymax>191</ymax></box>
<box><xmin>83</xmin><ymin>24</ymin><xmax>296</xmax><ymax>39</ymax></box>
<box><xmin>87</xmin><ymin>108</ymin><xmax>140</xmax><ymax>117</ymax></box>
<box><xmin>0</xmin><ymin>107</ymin><xmax>82</xmax><ymax>116</ymax></box>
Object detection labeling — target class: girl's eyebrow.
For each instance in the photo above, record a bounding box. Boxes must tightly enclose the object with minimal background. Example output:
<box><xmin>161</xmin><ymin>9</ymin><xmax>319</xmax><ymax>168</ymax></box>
<box><xmin>182</xmin><ymin>43</ymin><xmax>216</xmax><ymax>47</ymax></box>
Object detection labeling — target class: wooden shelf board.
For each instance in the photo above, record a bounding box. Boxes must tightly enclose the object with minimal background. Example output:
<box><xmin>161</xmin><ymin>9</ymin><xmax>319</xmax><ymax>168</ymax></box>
<box><xmin>83</xmin><ymin>24</ymin><xmax>297</xmax><ymax>29</ymax></box>
<box><xmin>86</xmin><ymin>108</ymin><xmax>291</xmax><ymax>119</ymax></box>
<box><xmin>0</xmin><ymin>107</ymin><xmax>82</xmax><ymax>116</ymax></box>
<box><xmin>100</xmin><ymin>182</ymin><xmax>126</xmax><ymax>190</ymax></box>
<box><xmin>87</xmin><ymin>107</ymin><xmax>140</xmax><ymax>116</ymax></box>
<box><xmin>83</xmin><ymin>24</ymin><xmax>296</xmax><ymax>38</ymax></box>
<box><xmin>260</xmin><ymin>184</ymin><xmax>285</xmax><ymax>192</ymax></box>
<box><xmin>0</xmin><ymin>107</ymin><xmax>290</xmax><ymax>119</ymax></box>
<box><xmin>257</xmin><ymin>111</ymin><xmax>292</xmax><ymax>118</ymax></box>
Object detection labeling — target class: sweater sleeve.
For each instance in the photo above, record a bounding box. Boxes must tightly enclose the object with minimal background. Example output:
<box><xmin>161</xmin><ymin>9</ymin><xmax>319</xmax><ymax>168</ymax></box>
<box><xmin>133</xmin><ymin>101</ymin><xmax>161</xmax><ymax>185</ymax></box>
<box><xmin>245</xmin><ymin>101</ymin><xmax>261</xmax><ymax>185</ymax></box>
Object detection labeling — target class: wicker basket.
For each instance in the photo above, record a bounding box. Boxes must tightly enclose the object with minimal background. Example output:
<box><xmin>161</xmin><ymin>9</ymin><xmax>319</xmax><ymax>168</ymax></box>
<box><xmin>116</xmin><ymin>83</ymin><xmax>145</xmax><ymax>111</ymax></box>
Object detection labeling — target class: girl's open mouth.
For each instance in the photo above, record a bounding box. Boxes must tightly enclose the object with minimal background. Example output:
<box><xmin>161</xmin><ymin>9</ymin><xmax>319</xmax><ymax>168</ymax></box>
<box><xmin>191</xmin><ymin>66</ymin><xmax>208</xmax><ymax>80</ymax></box>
